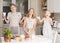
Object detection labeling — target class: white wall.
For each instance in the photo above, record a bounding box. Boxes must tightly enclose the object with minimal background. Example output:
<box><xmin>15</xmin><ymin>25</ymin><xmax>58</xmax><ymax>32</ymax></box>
<box><xmin>0</xmin><ymin>0</ymin><xmax>3</xmax><ymax>27</ymax></box>
<box><xmin>0</xmin><ymin>0</ymin><xmax>3</xmax><ymax>37</ymax></box>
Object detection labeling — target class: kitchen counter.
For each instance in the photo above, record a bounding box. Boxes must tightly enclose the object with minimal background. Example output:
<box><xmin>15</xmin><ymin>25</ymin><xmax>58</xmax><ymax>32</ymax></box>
<box><xmin>53</xmin><ymin>27</ymin><xmax>60</xmax><ymax>34</ymax></box>
<box><xmin>1</xmin><ymin>35</ymin><xmax>52</xmax><ymax>43</ymax></box>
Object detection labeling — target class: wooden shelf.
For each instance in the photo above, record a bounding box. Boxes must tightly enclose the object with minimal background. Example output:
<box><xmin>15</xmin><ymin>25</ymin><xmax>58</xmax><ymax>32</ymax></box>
<box><xmin>41</xmin><ymin>0</ymin><xmax>47</xmax><ymax>10</ymax></box>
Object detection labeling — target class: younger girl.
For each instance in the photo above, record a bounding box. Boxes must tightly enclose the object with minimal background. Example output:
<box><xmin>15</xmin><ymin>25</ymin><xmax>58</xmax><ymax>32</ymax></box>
<box><xmin>38</xmin><ymin>11</ymin><xmax>53</xmax><ymax>39</ymax></box>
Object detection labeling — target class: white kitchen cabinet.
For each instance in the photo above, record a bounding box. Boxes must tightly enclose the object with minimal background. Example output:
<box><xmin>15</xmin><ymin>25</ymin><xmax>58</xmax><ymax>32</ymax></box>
<box><xmin>47</xmin><ymin>0</ymin><xmax>60</xmax><ymax>13</ymax></box>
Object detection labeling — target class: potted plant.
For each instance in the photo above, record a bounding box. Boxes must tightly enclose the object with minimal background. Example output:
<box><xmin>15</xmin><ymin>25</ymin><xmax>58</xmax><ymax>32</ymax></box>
<box><xmin>3</xmin><ymin>28</ymin><xmax>12</xmax><ymax>42</ymax></box>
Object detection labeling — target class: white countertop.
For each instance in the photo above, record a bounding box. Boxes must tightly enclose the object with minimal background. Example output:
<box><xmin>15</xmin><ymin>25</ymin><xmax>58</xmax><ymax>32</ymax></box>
<box><xmin>1</xmin><ymin>35</ymin><xmax>52</xmax><ymax>43</ymax></box>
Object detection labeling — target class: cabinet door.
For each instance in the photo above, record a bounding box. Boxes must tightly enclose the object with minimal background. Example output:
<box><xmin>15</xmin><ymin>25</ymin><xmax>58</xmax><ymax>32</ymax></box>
<box><xmin>47</xmin><ymin>0</ymin><xmax>60</xmax><ymax>13</ymax></box>
<box><xmin>47</xmin><ymin>0</ymin><xmax>54</xmax><ymax>12</ymax></box>
<box><xmin>54</xmin><ymin>0</ymin><xmax>60</xmax><ymax>13</ymax></box>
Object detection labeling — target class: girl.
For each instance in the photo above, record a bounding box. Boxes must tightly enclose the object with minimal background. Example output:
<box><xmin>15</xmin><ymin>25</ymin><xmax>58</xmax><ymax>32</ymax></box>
<box><xmin>38</xmin><ymin>11</ymin><xmax>53</xmax><ymax>39</ymax></box>
<box><xmin>23</xmin><ymin>8</ymin><xmax>37</xmax><ymax>36</ymax></box>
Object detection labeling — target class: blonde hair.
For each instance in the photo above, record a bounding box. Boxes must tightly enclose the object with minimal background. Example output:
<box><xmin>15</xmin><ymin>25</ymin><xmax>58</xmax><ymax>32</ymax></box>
<box><xmin>45</xmin><ymin>10</ymin><xmax>51</xmax><ymax>17</ymax></box>
<box><xmin>26</xmin><ymin>8</ymin><xmax>35</xmax><ymax>18</ymax></box>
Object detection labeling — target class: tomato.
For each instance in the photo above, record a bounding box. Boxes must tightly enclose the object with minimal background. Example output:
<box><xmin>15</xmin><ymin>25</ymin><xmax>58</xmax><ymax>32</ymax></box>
<box><xmin>25</xmin><ymin>35</ymin><xmax>30</xmax><ymax>39</ymax></box>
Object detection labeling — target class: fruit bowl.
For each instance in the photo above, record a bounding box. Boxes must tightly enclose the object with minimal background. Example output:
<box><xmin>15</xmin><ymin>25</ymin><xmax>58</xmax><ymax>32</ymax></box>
<box><xmin>14</xmin><ymin>35</ymin><xmax>22</xmax><ymax>42</ymax></box>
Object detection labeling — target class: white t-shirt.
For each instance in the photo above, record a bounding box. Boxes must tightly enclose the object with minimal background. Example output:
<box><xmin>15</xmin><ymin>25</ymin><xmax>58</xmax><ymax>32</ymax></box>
<box><xmin>7</xmin><ymin>12</ymin><xmax>22</xmax><ymax>27</ymax></box>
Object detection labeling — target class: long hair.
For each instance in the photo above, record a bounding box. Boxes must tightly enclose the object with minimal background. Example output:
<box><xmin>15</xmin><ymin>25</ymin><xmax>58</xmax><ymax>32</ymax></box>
<box><xmin>26</xmin><ymin>8</ymin><xmax>35</xmax><ymax>18</ymax></box>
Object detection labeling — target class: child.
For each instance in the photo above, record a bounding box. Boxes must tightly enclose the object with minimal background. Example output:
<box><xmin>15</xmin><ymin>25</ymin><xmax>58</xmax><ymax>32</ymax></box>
<box><xmin>23</xmin><ymin>8</ymin><xmax>37</xmax><ymax>36</ymax></box>
<box><xmin>38</xmin><ymin>11</ymin><xmax>53</xmax><ymax>39</ymax></box>
<box><xmin>4</xmin><ymin>4</ymin><xmax>22</xmax><ymax>36</ymax></box>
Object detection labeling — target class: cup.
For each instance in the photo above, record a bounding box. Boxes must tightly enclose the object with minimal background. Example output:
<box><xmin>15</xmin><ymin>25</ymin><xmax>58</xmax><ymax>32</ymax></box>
<box><xmin>20</xmin><ymin>35</ymin><xmax>25</xmax><ymax>41</ymax></box>
<box><xmin>21</xmin><ymin>35</ymin><xmax>25</xmax><ymax>38</ymax></box>
<box><xmin>31</xmin><ymin>35</ymin><xmax>35</xmax><ymax>39</ymax></box>
<box><xmin>3</xmin><ymin>12</ymin><xmax>6</xmax><ymax>17</ymax></box>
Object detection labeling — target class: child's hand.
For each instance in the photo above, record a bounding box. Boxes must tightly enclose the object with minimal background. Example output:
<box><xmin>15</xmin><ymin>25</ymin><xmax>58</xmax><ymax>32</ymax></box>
<box><xmin>36</xmin><ymin>16</ymin><xmax>40</xmax><ymax>20</ymax></box>
<box><xmin>26</xmin><ymin>32</ymin><xmax>30</xmax><ymax>35</ymax></box>
<box><xmin>27</xmin><ymin>32</ymin><xmax>30</xmax><ymax>35</ymax></box>
<box><xmin>27</xmin><ymin>30</ymin><xmax>31</xmax><ymax>35</ymax></box>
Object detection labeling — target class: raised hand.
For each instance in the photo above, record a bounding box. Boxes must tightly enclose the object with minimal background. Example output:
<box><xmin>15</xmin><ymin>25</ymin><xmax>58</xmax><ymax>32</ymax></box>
<box><xmin>36</xmin><ymin>16</ymin><xmax>40</xmax><ymax>20</ymax></box>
